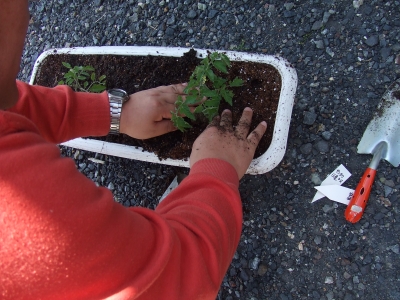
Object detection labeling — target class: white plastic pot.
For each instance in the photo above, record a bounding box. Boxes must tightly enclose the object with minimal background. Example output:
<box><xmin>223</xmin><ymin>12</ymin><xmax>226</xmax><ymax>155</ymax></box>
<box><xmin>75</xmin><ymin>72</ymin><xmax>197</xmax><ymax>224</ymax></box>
<box><xmin>30</xmin><ymin>46</ymin><xmax>297</xmax><ymax>174</ymax></box>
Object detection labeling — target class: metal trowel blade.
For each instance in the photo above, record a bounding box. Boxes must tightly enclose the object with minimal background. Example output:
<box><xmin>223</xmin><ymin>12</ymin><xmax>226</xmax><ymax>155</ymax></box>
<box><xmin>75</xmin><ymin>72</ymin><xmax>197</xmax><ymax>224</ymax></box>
<box><xmin>357</xmin><ymin>79</ymin><xmax>400</xmax><ymax>167</ymax></box>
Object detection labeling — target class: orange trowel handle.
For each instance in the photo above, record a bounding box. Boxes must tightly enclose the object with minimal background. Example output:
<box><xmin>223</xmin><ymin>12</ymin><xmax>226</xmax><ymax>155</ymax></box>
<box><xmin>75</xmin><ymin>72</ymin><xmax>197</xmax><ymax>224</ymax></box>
<box><xmin>345</xmin><ymin>168</ymin><xmax>377</xmax><ymax>223</ymax></box>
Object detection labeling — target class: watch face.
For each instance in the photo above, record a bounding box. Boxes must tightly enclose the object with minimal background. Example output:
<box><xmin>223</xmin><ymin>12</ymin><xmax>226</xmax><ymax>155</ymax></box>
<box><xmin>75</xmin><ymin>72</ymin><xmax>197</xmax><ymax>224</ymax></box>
<box><xmin>109</xmin><ymin>89</ymin><xmax>127</xmax><ymax>97</ymax></box>
<box><xmin>109</xmin><ymin>89</ymin><xmax>129</xmax><ymax>102</ymax></box>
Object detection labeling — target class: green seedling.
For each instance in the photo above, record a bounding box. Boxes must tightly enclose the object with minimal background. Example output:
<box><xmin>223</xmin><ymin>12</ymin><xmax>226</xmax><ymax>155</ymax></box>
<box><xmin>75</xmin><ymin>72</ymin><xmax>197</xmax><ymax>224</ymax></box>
<box><xmin>172</xmin><ymin>52</ymin><xmax>244</xmax><ymax>132</ymax></box>
<box><xmin>58</xmin><ymin>62</ymin><xmax>106</xmax><ymax>93</ymax></box>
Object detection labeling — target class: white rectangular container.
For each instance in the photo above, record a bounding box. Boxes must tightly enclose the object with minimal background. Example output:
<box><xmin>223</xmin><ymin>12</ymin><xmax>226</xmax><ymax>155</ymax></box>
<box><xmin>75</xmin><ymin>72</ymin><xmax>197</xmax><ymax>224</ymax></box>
<box><xmin>30</xmin><ymin>46</ymin><xmax>297</xmax><ymax>174</ymax></box>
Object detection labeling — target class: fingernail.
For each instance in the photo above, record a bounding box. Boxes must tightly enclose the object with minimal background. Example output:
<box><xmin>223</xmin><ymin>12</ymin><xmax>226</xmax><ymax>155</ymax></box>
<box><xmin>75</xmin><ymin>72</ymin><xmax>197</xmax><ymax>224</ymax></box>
<box><xmin>244</xmin><ymin>107</ymin><xmax>252</xmax><ymax>111</ymax></box>
<box><xmin>182</xmin><ymin>82</ymin><xmax>188</xmax><ymax>86</ymax></box>
<box><xmin>261</xmin><ymin>121</ymin><xmax>267</xmax><ymax>126</ymax></box>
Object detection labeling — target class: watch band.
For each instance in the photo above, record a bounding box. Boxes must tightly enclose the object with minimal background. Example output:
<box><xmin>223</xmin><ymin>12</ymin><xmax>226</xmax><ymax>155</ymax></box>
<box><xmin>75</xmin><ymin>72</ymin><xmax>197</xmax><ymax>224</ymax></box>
<box><xmin>107</xmin><ymin>89</ymin><xmax>129</xmax><ymax>135</ymax></box>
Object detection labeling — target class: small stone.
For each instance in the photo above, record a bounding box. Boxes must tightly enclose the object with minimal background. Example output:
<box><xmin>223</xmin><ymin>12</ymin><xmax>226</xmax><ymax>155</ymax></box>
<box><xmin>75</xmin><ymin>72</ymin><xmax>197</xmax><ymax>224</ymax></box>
<box><xmin>322</xmin><ymin>131</ymin><xmax>332</xmax><ymax>140</ymax></box>
<box><xmin>250</xmin><ymin>257</ymin><xmax>261</xmax><ymax>270</ymax></box>
<box><xmin>107</xmin><ymin>182</ymin><xmax>115</xmax><ymax>190</ymax></box>
<box><xmin>353</xmin><ymin>0</ymin><xmax>364</xmax><ymax>9</ymax></box>
<box><xmin>284</xmin><ymin>3</ymin><xmax>294</xmax><ymax>10</ymax></box>
<box><xmin>312</xmin><ymin>20</ymin><xmax>323</xmax><ymax>31</ymax></box>
<box><xmin>257</xmin><ymin>264</ymin><xmax>268</xmax><ymax>276</ymax></box>
<box><xmin>384</xmin><ymin>179</ymin><xmax>395</xmax><ymax>188</ymax></box>
<box><xmin>322</xmin><ymin>204</ymin><xmax>333</xmax><ymax>213</ymax></box>
<box><xmin>314</xmin><ymin>40</ymin><xmax>324</xmax><ymax>49</ymax></box>
<box><xmin>187</xmin><ymin>10</ymin><xmax>197</xmax><ymax>19</ymax></box>
<box><xmin>384</xmin><ymin>186</ymin><xmax>393</xmax><ymax>197</ymax></box>
<box><xmin>344</xmin><ymin>271</ymin><xmax>351</xmax><ymax>279</ymax></box>
<box><xmin>208</xmin><ymin>10</ymin><xmax>218</xmax><ymax>19</ymax></box>
<box><xmin>165</xmin><ymin>27</ymin><xmax>175</xmax><ymax>36</ymax></box>
<box><xmin>303</xmin><ymin>111</ymin><xmax>317</xmax><ymax>125</ymax></box>
<box><xmin>325</xmin><ymin>276</ymin><xmax>334</xmax><ymax>284</ymax></box>
<box><xmin>311</xmin><ymin>173</ymin><xmax>322</xmax><ymax>185</ymax></box>
<box><xmin>166</xmin><ymin>15</ymin><xmax>175</xmax><ymax>25</ymax></box>
<box><xmin>353</xmin><ymin>276</ymin><xmax>360</xmax><ymax>284</ymax></box>
<box><xmin>314</xmin><ymin>140</ymin><xmax>330</xmax><ymax>153</ymax></box>
<box><xmin>314</xmin><ymin>235</ymin><xmax>322</xmax><ymax>245</ymax></box>
<box><xmin>365</xmin><ymin>35</ymin><xmax>379</xmax><ymax>47</ymax></box>
<box><xmin>240</xmin><ymin>269</ymin><xmax>249</xmax><ymax>281</ymax></box>
<box><xmin>389</xmin><ymin>244</ymin><xmax>399</xmax><ymax>254</ymax></box>
<box><xmin>300</xmin><ymin>143</ymin><xmax>313</xmax><ymax>155</ymax></box>
<box><xmin>323</xmin><ymin>11</ymin><xmax>331</xmax><ymax>23</ymax></box>
<box><xmin>326</xmin><ymin>47</ymin><xmax>334</xmax><ymax>57</ymax></box>
<box><xmin>197</xmin><ymin>3</ymin><xmax>206</xmax><ymax>10</ymax></box>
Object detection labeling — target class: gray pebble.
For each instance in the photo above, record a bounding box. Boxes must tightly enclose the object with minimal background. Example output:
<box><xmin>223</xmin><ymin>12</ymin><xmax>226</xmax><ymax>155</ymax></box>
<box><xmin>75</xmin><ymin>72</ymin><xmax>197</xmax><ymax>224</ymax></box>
<box><xmin>208</xmin><ymin>10</ymin><xmax>218</xmax><ymax>19</ymax></box>
<box><xmin>322</xmin><ymin>131</ymin><xmax>332</xmax><ymax>140</ymax></box>
<box><xmin>312</xmin><ymin>20</ymin><xmax>323</xmax><ymax>31</ymax></box>
<box><xmin>300</xmin><ymin>143</ymin><xmax>313</xmax><ymax>155</ymax></box>
<box><xmin>389</xmin><ymin>244</ymin><xmax>399</xmax><ymax>254</ymax></box>
<box><xmin>311</xmin><ymin>173</ymin><xmax>322</xmax><ymax>185</ymax></box>
<box><xmin>187</xmin><ymin>10</ymin><xmax>197</xmax><ymax>19</ymax></box>
<box><xmin>314</xmin><ymin>140</ymin><xmax>330</xmax><ymax>153</ymax></box>
<box><xmin>365</xmin><ymin>35</ymin><xmax>379</xmax><ymax>47</ymax></box>
<box><xmin>303</xmin><ymin>111</ymin><xmax>317</xmax><ymax>125</ymax></box>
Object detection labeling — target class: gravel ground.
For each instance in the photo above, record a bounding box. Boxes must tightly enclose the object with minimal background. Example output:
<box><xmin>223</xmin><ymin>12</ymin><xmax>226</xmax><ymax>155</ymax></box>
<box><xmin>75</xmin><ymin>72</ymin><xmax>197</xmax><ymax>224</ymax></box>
<box><xmin>19</xmin><ymin>1</ymin><xmax>400</xmax><ymax>299</ymax></box>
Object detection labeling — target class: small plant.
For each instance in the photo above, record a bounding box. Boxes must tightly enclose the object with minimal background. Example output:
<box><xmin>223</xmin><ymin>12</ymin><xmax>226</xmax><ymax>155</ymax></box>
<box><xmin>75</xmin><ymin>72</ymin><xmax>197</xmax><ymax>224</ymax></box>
<box><xmin>58</xmin><ymin>62</ymin><xmax>106</xmax><ymax>93</ymax></box>
<box><xmin>172</xmin><ymin>52</ymin><xmax>244</xmax><ymax>131</ymax></box>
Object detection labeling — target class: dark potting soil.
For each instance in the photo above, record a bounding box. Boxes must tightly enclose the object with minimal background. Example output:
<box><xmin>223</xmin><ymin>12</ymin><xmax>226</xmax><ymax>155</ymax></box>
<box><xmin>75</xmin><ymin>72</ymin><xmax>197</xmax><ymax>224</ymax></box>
<box><xmin>34</xmin><ymin>49</ymin><xmax>281</xmax><ymax>160</ymax></box>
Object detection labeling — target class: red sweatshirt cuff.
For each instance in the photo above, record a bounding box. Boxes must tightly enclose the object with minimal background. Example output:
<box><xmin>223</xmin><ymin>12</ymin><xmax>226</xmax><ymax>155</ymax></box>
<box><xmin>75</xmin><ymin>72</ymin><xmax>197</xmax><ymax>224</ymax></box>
<box><xmin>190</xmin><ymin>158</ymin><xmax>239</xmax><ymax>188</ymax></box>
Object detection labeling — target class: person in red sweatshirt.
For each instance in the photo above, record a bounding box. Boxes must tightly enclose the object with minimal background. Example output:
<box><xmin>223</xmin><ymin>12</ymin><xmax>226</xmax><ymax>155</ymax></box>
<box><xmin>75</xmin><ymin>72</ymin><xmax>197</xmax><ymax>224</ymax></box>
<box><xmin>0</xmin><ymin>1</ymin><xmax>267</xmax><ymax>299</ymax></box>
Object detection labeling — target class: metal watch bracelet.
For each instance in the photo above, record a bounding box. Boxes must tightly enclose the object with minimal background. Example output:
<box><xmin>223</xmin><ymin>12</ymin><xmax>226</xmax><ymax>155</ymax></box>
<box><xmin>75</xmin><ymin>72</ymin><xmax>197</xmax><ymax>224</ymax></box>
<box><xmin>107</xmin><ymin>89</ymin><xmax>129</xmax><ymax>135</ymax></box>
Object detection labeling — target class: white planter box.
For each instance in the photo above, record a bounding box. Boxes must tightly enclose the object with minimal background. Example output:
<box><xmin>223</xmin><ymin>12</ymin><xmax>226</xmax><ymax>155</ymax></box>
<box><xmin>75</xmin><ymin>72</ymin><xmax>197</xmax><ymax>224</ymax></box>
<box><xmin>30</xmin><ymin>46</ymin><xmax>297</xmax><ymax>174</ymax></box>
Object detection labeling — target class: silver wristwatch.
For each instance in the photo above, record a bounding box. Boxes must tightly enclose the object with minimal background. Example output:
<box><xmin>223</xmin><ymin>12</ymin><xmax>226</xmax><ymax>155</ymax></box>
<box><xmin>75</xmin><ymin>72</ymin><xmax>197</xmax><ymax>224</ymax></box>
<box><xmin>107</xmin><ymin>89</ymin><xmax>130</xmax><ymax>134</ymax></box>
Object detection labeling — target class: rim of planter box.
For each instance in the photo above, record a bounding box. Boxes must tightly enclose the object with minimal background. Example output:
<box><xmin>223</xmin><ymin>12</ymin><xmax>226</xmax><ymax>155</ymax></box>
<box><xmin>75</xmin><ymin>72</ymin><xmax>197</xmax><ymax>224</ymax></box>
<box><xmin>30</xmin><ymin>46</ymin><xmax>298</xmax><ymax>174</ymax></box>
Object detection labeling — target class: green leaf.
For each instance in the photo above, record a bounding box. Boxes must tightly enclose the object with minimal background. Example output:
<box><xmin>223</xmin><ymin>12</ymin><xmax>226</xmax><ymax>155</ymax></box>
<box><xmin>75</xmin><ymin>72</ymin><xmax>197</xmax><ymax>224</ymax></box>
<box><xmin>62</xmin><ymin>62</ymin><xmax>72</xmax><ymax>69</ymax></box>
<box><xmin>220</xmin><ymin>53</ymin><xmax>231</xmax><ymax>67</ymax></box>
<box><xmin>200</xmin><ymin>88</ymin><xmax>218</xmax><ymax>98</ymax></box>
<box><xmin>89</xmin><ymin>84</ymin><xmax>106</xmax><ymax>93</ymax></box>
<box><xmin>203</xmin><ymin>97</ymin><xmax>220</xmax><ymax>107</ymax></box>
<box><xmin>179</xmin><ymin>104</ymin><xmax>195</xmax><ymax>120</ymax></box>
<box><xmin>194</xmin><ymin>65</ymin><xmax>206</xmax><ymax>77</ymax></box>
<box><xmin>66</xmin><ymin>78</ymin><xmax>74</xmax><ymax>85</ymax></box>
<box><xmin>213</xmin><ymin>77</ymin><xmax>227</xmax><ymax>89</ymax></box>
<box><xmin>212</xmin><ymin>60</ymin><xmax>228</xmax><ymax>73</ymax></box>
<box><xmin>194</xmin><ymin>105</ymin><xmax>204</xmax><ymax>114</ymax></box>
<box><xmin>229</xmin><ymin>77</ymin><xmax>244</xmax><ymax>87</ymax></box>
<box><xmin>90</xmin><ymin>72</ymin><xmax>96</xmax><ymax>81</ymax></box>
<box><xmin>205</xmin><ymin>69</ymin><xmax>215</xmax><ymax>82</ymax></box>
<box><xmin>65</xmin><ymin>71</ymin><xmax>75</xmax><ymax>78</ymax></box>
<box><xmin>184</xmin><ymin>95</ymin><xmax>199</xmax><ymax>105</ymax></box>
<box><xmin>84</xmin><ymin>81</ymin><xmax>89</xmax><ymax>88</ymax></box>
<box><xmin>78</xmin><ymin>75</ymin><xmax>86</xmax><ymax>80</ymax></box>
<box><xmin>221</xmin><ymin>89</ymin><xmax>234</xmax><ymax>105</ymax></box>
<box><xmin>172</xmin><ymin>115</ymin><xmax>192</xmax><ymax>132</ymax></box>
<box><xmin>203</xmin><ymin>107</ymin><xmax>219</xmax><ymax>122</ymax></box>
<box><xmin>58</xmin><ymin>80</ymin><xmax>65</xmax><ymax>85</ymax></box>
<box><xmin>98</xmin><ymin>75</ymin><xmax>106</xmax><ymax>82</ymax></box>
<box><xmin>84</xmin><ymin>66</ymin><xmax>95</xmax><ymax>71</ymax></box>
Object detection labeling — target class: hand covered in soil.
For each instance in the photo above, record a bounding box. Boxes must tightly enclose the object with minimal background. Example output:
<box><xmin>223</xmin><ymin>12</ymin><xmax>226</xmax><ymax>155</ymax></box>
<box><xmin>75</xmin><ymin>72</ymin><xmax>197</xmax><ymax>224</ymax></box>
<box><xmin>190</xmin><ymin>108</ymin><xmax>267</xmax><ymax>179</ymax></box>
<box><xmin>119</xmin><ymin>83</ymin><xmax>188</xmax><ymax>139</ymax></box>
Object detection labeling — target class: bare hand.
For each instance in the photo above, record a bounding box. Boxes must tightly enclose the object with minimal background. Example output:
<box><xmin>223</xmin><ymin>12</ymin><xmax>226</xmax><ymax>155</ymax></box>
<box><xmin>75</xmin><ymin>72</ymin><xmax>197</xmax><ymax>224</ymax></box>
<box><xmin>119</xmin><ymin>83</ymin><xmax>187</xmax><ymax>139</ymax></box>
<box><xmin>190</xmin><ymin>108</ymin><xmax>267</xmax><ymax>179</ymax></box>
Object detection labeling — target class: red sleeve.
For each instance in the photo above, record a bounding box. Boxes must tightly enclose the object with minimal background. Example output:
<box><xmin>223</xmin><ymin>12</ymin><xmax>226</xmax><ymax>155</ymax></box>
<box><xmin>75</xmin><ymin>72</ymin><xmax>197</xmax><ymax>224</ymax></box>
<box><xmin>0</xmin><ymin>96</ymin><xmax>242</xmax><ymax>299</ymax></box>
<box><xmin>7</xmin><ymin>80</ymin><xmax>110</xmax><ymax>142</ymax></box>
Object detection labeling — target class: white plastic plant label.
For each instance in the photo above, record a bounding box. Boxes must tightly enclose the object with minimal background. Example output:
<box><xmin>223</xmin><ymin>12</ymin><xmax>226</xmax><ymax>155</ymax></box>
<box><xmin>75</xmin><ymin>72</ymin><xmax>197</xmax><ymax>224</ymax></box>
<box><xmin>312</xmin><ymin>164</ymin><xmax>352</xmax><ymax>202</ymax></box>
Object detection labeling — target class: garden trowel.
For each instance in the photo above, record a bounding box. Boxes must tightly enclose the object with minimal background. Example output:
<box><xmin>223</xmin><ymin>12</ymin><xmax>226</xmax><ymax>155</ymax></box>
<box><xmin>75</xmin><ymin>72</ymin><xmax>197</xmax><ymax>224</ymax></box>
<box><xmin>345</xmin><ymin>78</ymin><xmax>400</xmax><ymax>223</ymax></box>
